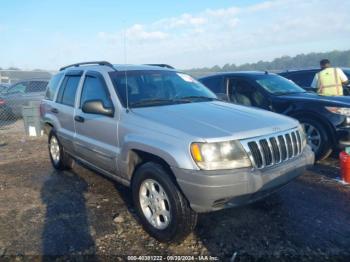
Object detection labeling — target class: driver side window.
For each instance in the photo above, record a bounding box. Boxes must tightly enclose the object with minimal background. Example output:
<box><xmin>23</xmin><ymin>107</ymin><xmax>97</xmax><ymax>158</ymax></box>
<box><xmin>80</xmin><ymin>74</ymin><xmax>113</xmax><ymax>109</ymax></box>
<box><xmin>228</xmin><ymin>78</ymin><xmax>268</xmax><ymax>109</ymax></box>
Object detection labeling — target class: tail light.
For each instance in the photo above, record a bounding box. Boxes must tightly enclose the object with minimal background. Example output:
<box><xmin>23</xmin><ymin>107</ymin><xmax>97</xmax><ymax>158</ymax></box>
<box><xmin>0</xmin><ymin>98</ymin><xmax>5</xmax><ymax>105</ymax></box>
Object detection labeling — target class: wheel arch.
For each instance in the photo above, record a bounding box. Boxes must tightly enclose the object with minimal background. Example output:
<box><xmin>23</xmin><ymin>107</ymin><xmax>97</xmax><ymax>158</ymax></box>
<box><xmin>288</xmin><ymin>110</ymin><xmax>336</xmax><ymax>145</ymax></box>
<box><xmin>127</xmin><ymin>149</ymin><xmax>177</xmax><ymax>184</ymax></box>
<box><xmin>43</xmin><ymin>121</ymin><xmax>54</xmax><ymax>135</ymax></box>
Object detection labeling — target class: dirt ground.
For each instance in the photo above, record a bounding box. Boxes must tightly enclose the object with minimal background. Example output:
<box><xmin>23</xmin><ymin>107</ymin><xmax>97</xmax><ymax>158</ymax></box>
<box><xmin>0</xmin><ymin>121</ymin><xmax>350</xmax><ymax>261</ymax></box>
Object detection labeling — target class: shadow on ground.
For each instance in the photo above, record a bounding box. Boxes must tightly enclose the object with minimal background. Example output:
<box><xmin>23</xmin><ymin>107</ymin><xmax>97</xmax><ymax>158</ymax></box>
<box><xmin>41</xmin><ymin>170</ymin><xmax>97</xmax><ymax>260</ymax></box>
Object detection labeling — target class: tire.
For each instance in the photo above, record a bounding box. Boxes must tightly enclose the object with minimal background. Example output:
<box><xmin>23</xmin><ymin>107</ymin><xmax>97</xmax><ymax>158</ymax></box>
<box><xmin>132</xmin><ymin>162</ymin><xmax>197</xmax><ymax>242</ymax></box>
<box><xmin>48</xmin><ymin>130</ymin><xmax>74</xmax><ymax>170</ymax></box>
<box><xmin>299</xmin><ymin>117</ymin><xmax>332</xmax><ymax>161</ymax></box>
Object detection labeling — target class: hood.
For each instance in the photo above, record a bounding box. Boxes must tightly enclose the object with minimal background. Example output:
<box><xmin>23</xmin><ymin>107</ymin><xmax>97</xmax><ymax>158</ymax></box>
<box><xmin>279</xmin><ymin>92</ymin><xmax>350</xmax><ymax>107</ymax></box>
<box><xmin>132</xmin><ymin>101</ymin><xmax>299</xmax><ymax>141</ymax></box>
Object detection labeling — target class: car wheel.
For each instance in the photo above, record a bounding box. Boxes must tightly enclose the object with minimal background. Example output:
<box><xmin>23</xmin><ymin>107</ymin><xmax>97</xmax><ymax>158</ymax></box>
<box><xmin>299</xmin><ymin>118</ymin><xmax>332</xmax><ymax>161</ymax></box>
<box><xmin>132</xmin><ymin>162</ymin><xmax>197</xmax><ymax>242</ymax></box>
<box><xmin>48</xmin><ymin>130</ymin><xmax>74</xmax><ymax>170</ymax></box>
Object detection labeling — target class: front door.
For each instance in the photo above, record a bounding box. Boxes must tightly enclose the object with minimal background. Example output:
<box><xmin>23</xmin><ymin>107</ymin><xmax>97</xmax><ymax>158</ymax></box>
<box><xmin>74</xmin><ymin>71</ymin><xmax>118</xmax><ymax>174</ymax></box>
<box><xmin>227</xmin><ymin>78</ymin><xmax>270</xmax><ymax>110</ymax></box>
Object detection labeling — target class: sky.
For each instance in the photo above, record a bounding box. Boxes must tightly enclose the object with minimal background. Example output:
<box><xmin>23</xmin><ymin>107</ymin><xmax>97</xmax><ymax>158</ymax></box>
<box><xmin>0</xmin><ymin>0</ymin><xmax>349</xmax><ymax>70</ymax></box>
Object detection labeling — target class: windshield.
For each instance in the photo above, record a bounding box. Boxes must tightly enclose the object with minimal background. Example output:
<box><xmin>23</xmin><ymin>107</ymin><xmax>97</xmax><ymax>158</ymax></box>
<box><xmin>110</xmin><ymin>70</ymin><xmax>217</xmax><ymax>108</ymax></box>
<box><xmin>256</xmin><ymin>74</ymin><xmax>306</xmax><ymax>95</ymax></box>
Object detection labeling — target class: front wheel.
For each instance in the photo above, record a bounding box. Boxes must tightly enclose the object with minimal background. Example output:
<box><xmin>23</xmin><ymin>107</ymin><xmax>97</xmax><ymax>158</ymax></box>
<box><xmin>132</xmin><ymin>162</ymin><xmax>197</xmax><ymax>242</ymax></box>
<box><xmin>299</xmin><ymin>118</ymin><xmax>332</xmax><ymax>161</ymax></box>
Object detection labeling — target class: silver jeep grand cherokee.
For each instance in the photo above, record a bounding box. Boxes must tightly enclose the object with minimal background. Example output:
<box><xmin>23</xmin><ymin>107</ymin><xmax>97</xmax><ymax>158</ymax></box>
<box><xmin>41</xmin><ymin>61</ymin><xmax>314</xmax><ymax>242</ymax></box>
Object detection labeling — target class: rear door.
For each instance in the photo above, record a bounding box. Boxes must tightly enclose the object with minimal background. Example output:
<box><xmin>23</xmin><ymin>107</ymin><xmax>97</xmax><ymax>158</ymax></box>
<box><xmin>54</xmin><ymin>71</ymin><xmax>82</xmax><ymax>153</ymax></box>
<box><xmin>74</xmin><ymin>71</ymin><xmax>118</xmax><ymax>173</ymax></box>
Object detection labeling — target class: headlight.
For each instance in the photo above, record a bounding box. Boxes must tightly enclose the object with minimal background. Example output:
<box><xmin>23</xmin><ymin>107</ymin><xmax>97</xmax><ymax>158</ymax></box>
<box><xmin>190</xmin><ymin>140</ymin><xmax>251</xmax><ymax>170</ymax></box>
<box><xmin>325</xmin><ymin>107</ymin><xmax>350</xmax><ymax>116</ymax></box>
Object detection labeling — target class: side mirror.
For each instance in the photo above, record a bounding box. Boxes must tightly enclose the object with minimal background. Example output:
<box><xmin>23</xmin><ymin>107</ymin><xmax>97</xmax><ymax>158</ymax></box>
<box><xmin>82</xmin><ymin>100</ymin><xmax>114</xmax><ymax>117</ymax></box>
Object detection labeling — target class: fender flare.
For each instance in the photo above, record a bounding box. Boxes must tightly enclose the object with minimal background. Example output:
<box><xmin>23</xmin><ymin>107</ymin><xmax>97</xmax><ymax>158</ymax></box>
<box><xmin>120</xmin><ymin>135</ymin><xmax>184</xmax><ymax>169</ymax></box>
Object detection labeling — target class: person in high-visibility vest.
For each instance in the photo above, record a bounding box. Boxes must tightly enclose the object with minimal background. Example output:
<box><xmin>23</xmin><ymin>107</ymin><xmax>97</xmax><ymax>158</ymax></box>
<box><xmin>311</xmin><ymin>59</ymin><xmax>348</xmax><ymax>96</ymax></box>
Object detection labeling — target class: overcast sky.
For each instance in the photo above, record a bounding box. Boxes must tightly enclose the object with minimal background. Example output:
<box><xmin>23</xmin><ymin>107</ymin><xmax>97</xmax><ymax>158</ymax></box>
<box><xmin>0</xmin><ymin>0</ymin><xmax>349</xmax><ymax>70</ymax></box>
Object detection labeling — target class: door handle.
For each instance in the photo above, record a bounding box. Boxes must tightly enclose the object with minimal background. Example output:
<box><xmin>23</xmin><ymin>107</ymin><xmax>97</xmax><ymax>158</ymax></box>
<box><xmin>74</xmin><ymin>115</ymin><xmax>85</xmax><ymax>123</ymax></box>
<box><xmin>51</xmin><ymin>108</ymin><xmax>59</xmax><ymax>114</ymax></box>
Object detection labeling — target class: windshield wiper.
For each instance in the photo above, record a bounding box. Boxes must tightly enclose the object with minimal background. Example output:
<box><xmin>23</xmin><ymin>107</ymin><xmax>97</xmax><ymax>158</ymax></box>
<box><xmin>177</xmin><ymin>96</ymin><xmax>219</xmax><ymax>101</ymax></box>
<box><xmin>130</xmin><ymin>98</ymin><xmax>192</xmax><ymax>108</ymax></box>
<box><xmin>130</xmin><ymin>96</ymin><xmax>219</xmax><ymax>108</ymax></box>
<box><xmin>130</xmin><ymin>99</ymin><xmax>174</xmax><ymax>107</ymax></box>
<box><xmin>274</xmin><ymin>91</ymin><xmax>306</xmax><ymax>96</ymax></box>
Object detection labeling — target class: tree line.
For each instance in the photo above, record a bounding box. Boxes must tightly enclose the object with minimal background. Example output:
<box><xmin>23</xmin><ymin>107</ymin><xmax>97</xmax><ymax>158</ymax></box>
<box><xmin>1</xmin><ymin>49</ymin><xmax>349</xmax><ymax>75</ymax></box>
<box><xmin>185</xmin><ymin>50</ymin><xmax>350</xmax><ymax>77</ymax></box>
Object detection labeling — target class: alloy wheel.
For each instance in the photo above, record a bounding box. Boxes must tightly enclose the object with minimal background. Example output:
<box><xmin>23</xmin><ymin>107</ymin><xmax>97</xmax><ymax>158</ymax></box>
<box><xmin>139</xmin><ymin>179</ymin><xmax>171</xmax><ymax>230</ymax></box>
<box><xmin>49</xmin><ymin>136</ymin><xmax>60</xmax><ymax>164</ymax></box>
<box><xmin>302</xmin><ymin>123</ymin><xmax>321</xmax><ymax>152</ymax></box>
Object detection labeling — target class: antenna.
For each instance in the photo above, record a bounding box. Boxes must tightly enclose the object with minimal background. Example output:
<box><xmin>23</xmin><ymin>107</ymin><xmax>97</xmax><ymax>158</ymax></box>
<box><xmin>123</xmin><ymin>22</ymin><xmax>127</xmax><ymax>64</ymax></box>
<box><xmin>125</xmin><ymin>70</ymin><xmax>129</xmax><ymax>112</ymax></box>
<box><xmin>123</xmin><ymin>22</ymin><xmax>130</xmax><ymax>112</ymax></box>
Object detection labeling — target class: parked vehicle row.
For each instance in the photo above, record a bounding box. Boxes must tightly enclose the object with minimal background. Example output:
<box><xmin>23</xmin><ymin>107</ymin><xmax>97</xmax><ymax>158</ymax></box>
<box><xmin>279</xmin><ymin>68</ymin><xmax>350</xmax><ymax>94</ymax></box>
<box><xmin>40</xmin><ymin>61</ymin><xmax>314</xmax><ymax>242</ymax></box>
<box><xmin>199</xmin><ymin>72</ymin><xmax>350</xmax><ymax>160</ymax></box>
<box><xmin>0</xmin><ymin>79</ymin><xmax>48</xmax><ymax>119</ymax></box>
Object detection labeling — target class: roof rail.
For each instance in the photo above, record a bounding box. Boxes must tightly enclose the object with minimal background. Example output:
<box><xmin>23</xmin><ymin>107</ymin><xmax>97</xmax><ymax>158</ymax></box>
<box><xmin>145</xmin><ymin>64</ymin><xmax>175</xmax><ymax>69</ymax></box>
<box><xmin>59</xmin><ymin>61</ymin><xmax>116</xmax><ymax>71</ymax></box>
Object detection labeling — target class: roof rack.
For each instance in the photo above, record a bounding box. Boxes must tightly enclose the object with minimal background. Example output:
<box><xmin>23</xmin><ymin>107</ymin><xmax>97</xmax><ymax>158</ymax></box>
<box><xmin>145</xmin><ymin>64</ymin><xmax>175</xmax><ymax>69</ymax></box>
<box><xmin>59</xmin><ymin>61</ymin><xmax>116</xmax><ymax>71</ymax></box>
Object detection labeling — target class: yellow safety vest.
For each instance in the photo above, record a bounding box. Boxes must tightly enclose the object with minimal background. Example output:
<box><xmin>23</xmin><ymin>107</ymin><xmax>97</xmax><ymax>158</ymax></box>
<box><xmin>317</xmin><ymin>67</ymin><xmax>343</xmax><ymax>96</ymax></box>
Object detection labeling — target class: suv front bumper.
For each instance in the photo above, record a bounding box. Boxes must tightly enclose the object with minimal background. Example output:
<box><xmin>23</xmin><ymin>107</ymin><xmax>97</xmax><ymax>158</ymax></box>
<box><xmin>172</xmin><ymin>146</ymin><xmax>314</xmax><ymax>213</ymax></box>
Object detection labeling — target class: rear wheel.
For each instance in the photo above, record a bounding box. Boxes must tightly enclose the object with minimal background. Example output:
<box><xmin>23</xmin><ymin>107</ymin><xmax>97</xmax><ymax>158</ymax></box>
<box><xmin>299</xmin><ymin>118</ymin><xmax>332</xmax><ymax>161</ymax></box>
<box><xmin>48</xmin><ymin>130</ymin><xmax>74</xmax><ymax>170</ymax></box>
<box><xmin>132</xmin><ymin>162</ymin><xmax>197</xmax><ymax>242</ymax></box>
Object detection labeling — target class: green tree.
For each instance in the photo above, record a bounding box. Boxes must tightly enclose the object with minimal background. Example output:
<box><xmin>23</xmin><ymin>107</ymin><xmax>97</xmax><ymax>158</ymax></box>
<box><xmin>185</xmin><ymin>50</ymin><xmax>350</xmax><ymax>77</ymax></box>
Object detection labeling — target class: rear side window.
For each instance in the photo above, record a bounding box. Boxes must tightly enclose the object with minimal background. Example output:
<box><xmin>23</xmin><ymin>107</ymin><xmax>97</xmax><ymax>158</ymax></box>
<box><xmin>287</xmin><ymin>72</ymin><xmax>316</xmax><ymax>87</ymax></box>
<box><xmin>45</xmin><ymin>74</ymin><xmax>63</xmax><ymax>100</ymax></box>
<box><xmin>80</xmin><ymin>75</ymin><xmax>113</xmax><ymax>108</ymax></box>
<box><xmin>200</xmin><ymin>77</ymin><xmax>224</xmax><ymax>93</ymax></box>
<box><xmin>57</xmin><ymin>75</ymin><xmax>81</xmax><ymax>107</ymax></box>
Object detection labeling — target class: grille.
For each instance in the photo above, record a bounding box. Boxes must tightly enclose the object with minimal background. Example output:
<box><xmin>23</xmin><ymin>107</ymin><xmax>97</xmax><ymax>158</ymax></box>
<box><xmin>242</xmin><ymin>128</ymin><xmax>303</xmax><ymax>169</ymax></box>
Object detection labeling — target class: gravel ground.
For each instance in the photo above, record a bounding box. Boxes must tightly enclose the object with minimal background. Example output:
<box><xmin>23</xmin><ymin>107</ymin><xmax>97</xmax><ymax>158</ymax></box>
<box><xmin>0</xmin><ymin>121</ymin><xmax>350</xmax><ymax>261</ymax></box>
